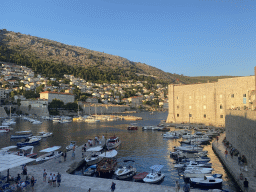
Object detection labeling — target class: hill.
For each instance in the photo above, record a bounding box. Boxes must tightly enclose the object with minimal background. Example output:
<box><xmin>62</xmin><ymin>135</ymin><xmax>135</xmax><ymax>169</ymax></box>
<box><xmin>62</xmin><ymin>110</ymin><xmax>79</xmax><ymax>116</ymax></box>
<box><xmin>0</xmin><ymin>29</ymin><xmax>234</xmax><ymax>84</ymax></box>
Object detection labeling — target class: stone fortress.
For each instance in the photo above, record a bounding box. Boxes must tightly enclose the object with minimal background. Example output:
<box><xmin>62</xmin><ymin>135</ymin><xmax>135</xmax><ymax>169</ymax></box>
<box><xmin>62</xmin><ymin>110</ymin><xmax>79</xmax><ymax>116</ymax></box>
<box><xmin>167</xmin><ymin>74</ymin><xmax>255</xmax><ymax>127</ymax></box>
<box><xmin>167</xmin><ymin>67</ymin><xmax>256</xmax><ymax>169</ymax></box>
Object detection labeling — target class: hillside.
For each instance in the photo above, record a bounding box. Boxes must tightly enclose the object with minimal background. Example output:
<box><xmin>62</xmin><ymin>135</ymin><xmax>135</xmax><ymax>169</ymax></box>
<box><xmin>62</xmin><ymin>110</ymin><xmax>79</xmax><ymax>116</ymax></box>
<box><xmin>0</xmin><ymin>29</ymin><xmax>234</xmax><ymax>84</ymax></box>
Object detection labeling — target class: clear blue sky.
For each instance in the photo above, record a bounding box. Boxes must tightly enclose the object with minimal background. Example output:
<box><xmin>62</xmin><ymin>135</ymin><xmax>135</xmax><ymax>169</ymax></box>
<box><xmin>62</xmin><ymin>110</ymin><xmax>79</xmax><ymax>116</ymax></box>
<box><xmin>1</xmin><ymin>0</ymin><xmax>255</xmax><ymax>77</ymax></box>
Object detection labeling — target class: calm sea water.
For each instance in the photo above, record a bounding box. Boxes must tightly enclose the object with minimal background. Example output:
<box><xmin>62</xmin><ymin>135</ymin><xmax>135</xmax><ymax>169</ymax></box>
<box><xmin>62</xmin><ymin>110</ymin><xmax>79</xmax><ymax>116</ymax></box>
<box><xmin>1</xmin><ymin>111</ymin><xmax>239</xmax><ymax>191</ymax></box>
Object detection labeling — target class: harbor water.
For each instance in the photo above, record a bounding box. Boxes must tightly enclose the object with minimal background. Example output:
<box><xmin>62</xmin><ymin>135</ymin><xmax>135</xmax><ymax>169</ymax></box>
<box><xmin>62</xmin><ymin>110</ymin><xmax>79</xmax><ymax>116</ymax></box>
<box><xmin>0</xmin><ymin>111</ymin><xmax>239</xmax><ymax>191</ymax></box>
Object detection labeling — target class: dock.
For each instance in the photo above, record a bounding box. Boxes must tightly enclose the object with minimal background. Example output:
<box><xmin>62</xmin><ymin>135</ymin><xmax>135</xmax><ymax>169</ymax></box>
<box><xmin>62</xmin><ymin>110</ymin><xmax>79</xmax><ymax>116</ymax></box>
<box><xmin>212</xmin><ymin>133</ymin><xmax>256</xmax><ymax>192</ymax></box>
<box><xmin>6</xmin><ymin>139</ymin><xmax>204</xmax><ymax>192</ymax></box>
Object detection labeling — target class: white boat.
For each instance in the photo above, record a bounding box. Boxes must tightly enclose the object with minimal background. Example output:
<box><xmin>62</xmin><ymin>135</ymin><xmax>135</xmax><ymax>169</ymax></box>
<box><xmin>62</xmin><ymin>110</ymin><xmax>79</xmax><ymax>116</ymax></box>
<box><xmin>31</xmin><ymin>120</ymin><xmax>42</xmax><ymax>124</ymax></box>
<box><xmin>98</xmin><ymin>149</ymin><xmax>118</xmax><ymax>158</ymax></box>
<box><xmin>84</xmin><ymin>116</ymin><xmax>99</xmax><ymax>123</ymax></box>
<box><xmin>36</xmin><ymin>146</ymin><xmax>62</xmax><ymax>162</ymax></box>
<box><xmin>0</xmin><ymin>146</ymin><xmax>17</xmax><ymax>154</ymax></box>
<box><xmin>37</xmin><ymin>132</ymin><xmax>53</xmax><ymax>138</ymax></box>
<box><xmin>59</xmin><ymin>119</ymin><xmax>72</xmax><ymax>123</ymax></box>
<box><xmin>142</xmin><ymin>126</ymin><xmax>158</xmax><ymax>130</ymax></box>
<box><xmin>143</xmin><ymin>165</ymin><xmax>165</xmax><ymax>184</ymax></box>
<box><xmin>114</xmin><ymin>160</ymin><xmax>136</xmax><ymax>180</ymax></box>
<box><xmin>163</xmin><ymin>132</ymin><xmax>181</xmax><ymax>139</ymax></box>
<box><xmin>66</xmin><ymin>141</ymin><xmax>77</xmax><ymax>151</ymax></box>
<box><xmin>106</xmin><ymin>136</ymin><xmax>121</xmax><ymax>150</ymax></box>
<box><xmin>84</xmin><ymin>146</ymin><xmax>103</xmax><ymax>166</ymax></box>
<box><xmin>11</xmin><ymin>131</ymin><xmax>33</xmax><ymax>139</ymax></box>
<box><xmin>52</xmin><ymin>117</ymin><xmax>61</xmax><ymax>123</ymax></box>
<box><xmin>184</xmin><ymin>167</ymin><xmax>213</xmax><ymax>174</ymax></box>
<box><xmin>18</xmin><ymin>146</ymin><xmax>37</xmax><ymax>158</ymax></box>
<box><xmin>0</xmin><ymin>126</ymin><xmax>11</xmax><ymax>133</ymax></box>
<box><xmin>190</xmin><ymin>176</ymin><xmax>223</xmax><ymax>189</ymax></box>
<box><xmin>2</xmin><ymin>119</ymin><xmax>16</xmax><ymax>126</ymax></box>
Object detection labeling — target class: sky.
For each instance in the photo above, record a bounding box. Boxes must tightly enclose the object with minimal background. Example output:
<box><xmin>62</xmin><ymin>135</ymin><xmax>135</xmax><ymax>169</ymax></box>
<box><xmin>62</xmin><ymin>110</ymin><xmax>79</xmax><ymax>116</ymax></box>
<box><xmin>0</xmin><ymin>0</ymin><xmax>255</xmax><ymax>77</ymax></box>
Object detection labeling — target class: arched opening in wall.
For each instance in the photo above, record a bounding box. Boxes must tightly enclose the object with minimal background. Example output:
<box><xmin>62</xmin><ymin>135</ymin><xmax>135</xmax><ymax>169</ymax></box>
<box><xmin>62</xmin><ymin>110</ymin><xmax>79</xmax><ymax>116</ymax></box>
<box><xmin>220</xmin><ymin>104</ymin><xmax>223</xmax><ymax>109</ymax></box>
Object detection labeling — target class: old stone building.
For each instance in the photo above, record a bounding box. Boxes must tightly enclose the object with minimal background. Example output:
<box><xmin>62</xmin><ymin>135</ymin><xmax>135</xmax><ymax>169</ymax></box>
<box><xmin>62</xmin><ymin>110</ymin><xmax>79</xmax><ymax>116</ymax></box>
<box><xmin>167</xmin><ymin>75</ymin><xmax>255</xmax><ymax>126</ymax></box>
<box><xmin>40</xmin><ymin>91</ymin><xmax>75</xmax><ymax>104</ymax></box>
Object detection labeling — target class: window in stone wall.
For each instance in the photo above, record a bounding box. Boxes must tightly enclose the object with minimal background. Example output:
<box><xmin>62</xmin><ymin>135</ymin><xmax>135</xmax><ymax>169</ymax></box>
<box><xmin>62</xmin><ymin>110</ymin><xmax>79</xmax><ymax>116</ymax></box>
<box><xmin>177</xmin><ymin>114</ymin><xmax>179</xmax><ymax>117</ymax></box>
<box><xmin>177</xmin><ymin>105</ymin><xmax>179</xmax><ymax>109</ymax></box>
<box><xmin>220</xmin><ymin>115</ymin><xmax>223</xmax><ymax>118</ymax></box>
<box><xmin>243</xmin><ymin>94</ymin><xmax>246</xmax><ymax>97</ymax></box>
<box><xmin>220</xmin><ymin>104</ymin><xmax>223</xmax><ymax>109</ymax></box>
<box><xmin>177</xmin><ymin>96</ymin><xmax>179</xmax><ymax>99</ymax></box>
<box><xmin>231</xmin><ymin>94</ymin><xmax>234</xmax><ymax>98</ymax></box>
<box><xmin>204</xmin><ymin>114</ymin><xmax>206</xmax><ymax>118</ymax></box>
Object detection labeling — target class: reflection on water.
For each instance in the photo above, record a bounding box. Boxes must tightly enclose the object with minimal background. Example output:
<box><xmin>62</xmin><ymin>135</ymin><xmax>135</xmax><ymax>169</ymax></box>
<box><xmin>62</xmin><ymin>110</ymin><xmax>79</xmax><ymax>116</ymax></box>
<box><xmin>0</xmin><ymin>111</ymin><xmax>238</xmax><ymax>190</ymax></box>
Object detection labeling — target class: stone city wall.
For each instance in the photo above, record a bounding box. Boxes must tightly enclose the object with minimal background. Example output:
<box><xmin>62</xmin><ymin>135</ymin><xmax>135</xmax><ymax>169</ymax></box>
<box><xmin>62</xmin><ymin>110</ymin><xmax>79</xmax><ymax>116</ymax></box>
<box><xmin>167</xmin><ymin>76</ymin><xmax>255</xmax><ymax>126</ymax></box>
<box><xmin>225</xmin><ymin>110</ymin><xmax>256</xmax><ymax>169</ymax></box>
<box><xmin>80</xmin><ymin>103</ymin><xmax>130</xmax><ymax>115</ymax></box>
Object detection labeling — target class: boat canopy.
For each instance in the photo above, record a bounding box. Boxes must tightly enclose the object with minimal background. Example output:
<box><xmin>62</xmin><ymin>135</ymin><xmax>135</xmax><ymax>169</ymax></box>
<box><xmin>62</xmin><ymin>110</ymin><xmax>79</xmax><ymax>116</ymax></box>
<box><xmin>0</xmin><ymin>146</ymin><xmax>17</xmax><ymax>151</ymax></box>
<box><xmin>0</xmin><ymin>153</ymin><xmax>35</xmax><ymax>172</ymax></box>
<box><xmin>87</xmin><ymin>146</ymin><xmax>103</xmax><ymax>152</ymax></box>
<box><xmin>99</xmin><ymin>150</ymin><xmax>118</xmax><ymax>158</ymax></box>
<box><xmin>20</xmin><ymin>146</ymin><xmax>34</xmax><ymax>150</ymax></box>
<box><xmin>40</xmin><ymin>146</ymin><xmax>61</xmax><ymax>153</ymax></box>
<box><xmin>150</xmin><ymin>165</ymin><xmax>164</xmax><ymax>172</ymax></box>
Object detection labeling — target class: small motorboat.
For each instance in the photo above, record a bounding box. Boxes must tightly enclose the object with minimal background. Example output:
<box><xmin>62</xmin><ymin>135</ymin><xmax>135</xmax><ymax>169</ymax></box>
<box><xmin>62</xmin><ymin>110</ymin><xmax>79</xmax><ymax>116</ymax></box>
<box><xmin>133</xmin><ymin>172</ymin><xmax>149</xmax><ymax>182</ymax></box>
<box><xmin>36</xmin><ymin>146</ymin><xmax>62</xmax><ymax>162</ymax></box>
<box><xmin>0</xmin><ymin>126</ymin><xmax>11</xmax><ymax>133</ymax></box>
<box><xmin>163</xmin><ymin>132</ymin><xmax>180</xmax><ymax>139</ymax></box>
<box><xmin>66</xmin><ymin>141</ymin><xmax>77</xmax><ymax>151</ymax></box>
<box><xmin>37</xmin><ymin>132</ymin><xmax>53</xmax><ymax>138</ymax></box>
<box><xmin>84</xmin><ymin>146</ymin><xmax>103</xmax><ymax>166</ymax></box>
<box><xmin>83</xmin><ymin>164</ymin><xmax>97</xmax><ymax>176</ymax></box>
<box><xmin>18</xmin><ymin>146</ymin><xmax>37</xmax><ymax>158</ymax></box>
<box><xmin>11</xmin><ymin>131</ymin><xmax>32</xmax><ymax>139</ymax></box>
<box><xmin>106</xmin><ymin>136</ymin><xmax>121</xmax><ymax>150</ymax></box>
<box><xmin>190</xmin><ymin>175</ymin><xmax>223</xmax><ymax>189</ymax></box>
<box><xmin>184</xmin><ymin>167</ymin><xmax>213</xmax><ymax>174</ymax></box>
<box><xmin>127</xmin><ymin>126</ymin><xmax>138</xmax><ymax>130</ymax></box>
<box><xmin>114</xmin><ymin>160</ymin><xmax>136</xmax><ymax>180</ymax></box>
<box><xmin>17</xmin><ymin>137</ymin><xmax>41</xmax><ymax>147</ymax></box>
<box><xmin>143</xmin><ymin>165</ymin><xmax>165</xmax><ymax>184</ymax></box>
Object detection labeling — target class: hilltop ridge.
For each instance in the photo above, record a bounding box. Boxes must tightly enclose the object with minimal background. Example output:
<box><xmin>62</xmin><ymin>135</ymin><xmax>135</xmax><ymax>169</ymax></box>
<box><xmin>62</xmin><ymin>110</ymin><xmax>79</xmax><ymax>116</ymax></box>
<box><xmin>0</xmin><ymin>29</ymin><xmax>233</xmax><ymax>84</ymax></box>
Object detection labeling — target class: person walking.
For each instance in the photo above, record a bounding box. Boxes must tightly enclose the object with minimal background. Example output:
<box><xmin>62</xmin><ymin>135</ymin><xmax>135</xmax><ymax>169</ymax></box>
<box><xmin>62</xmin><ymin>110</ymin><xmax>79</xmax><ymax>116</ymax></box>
<box><xmin>225</xmin><ymin>150</ymin><xmax>228</xmax><ymax>159</ymax></box>
<box><xmin>111</xmin><ymin>182</ymin><xmax>116</xmax><ymax>192</ymax></box>
<box><xmin>183</xmin><ymin>183</ymin><xmax>190</xmax><ymax>192</ymax></box>
<box><xmin>87</xmin><ymin>188</ymin><xmax>91</xmax><ymax>192</ymax></box>
<box><xmin>244</xmin><ymin>178</ymin><xmax>249</xmax><ymax>192</ymax></box>
<box><xmin>64</xmin><ymin>152</ymin><xmax>67</xmax><ymax>162</ymax></box>
<box><xmin>48</xmin><ymin>173</ymin><xmax>52</xmax><ymax>186</ymax></box>
<box><xmin>52</xmin><ymin>174</ymin><xmax>56</xmax><ymax>187</ymax></box>
<box><xmin>31</xmin><ymin>176</ymin><xmax>35</xmax><ymax>192</ymax></box>
<box><xmin>57</xmin><ymin>172</ymin><xmax>61</xmax><ymax>187</ymax></box>
<box><xmin>175</xmin><ymin>180</ymin><xmax>180</xmax><ymax>192</ymax></box>
<box><xmin>216</xmin><ymin>136</ymin><xmax>219</xmax><ymax>143</ymax></box>
<box><xmin>43</xmin><ymin>169</ymin><xmax>47</xmax><ymax>182</ymax></box>
<box><xmin>72</xmin><ymin>150</ymin><xmax>75</xmax><ymax>159</ymax></box>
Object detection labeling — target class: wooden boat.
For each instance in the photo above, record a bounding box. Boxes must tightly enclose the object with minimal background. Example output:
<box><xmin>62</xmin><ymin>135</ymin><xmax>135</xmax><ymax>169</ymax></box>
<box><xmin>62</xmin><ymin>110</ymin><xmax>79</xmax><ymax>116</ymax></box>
<box><xmin>106</xmin><ymin>136</ymin><xmax>121</xmax><ymax>150</ymax></box>
<box><xmin>96</xmin><ymin>158</ymin><xmax>117</xmax><ymax>177</ymax></box>
<box><xmin>133</xmin><ymin>172</ymin><xmax>148</xmax><ymax>182</ymax></box>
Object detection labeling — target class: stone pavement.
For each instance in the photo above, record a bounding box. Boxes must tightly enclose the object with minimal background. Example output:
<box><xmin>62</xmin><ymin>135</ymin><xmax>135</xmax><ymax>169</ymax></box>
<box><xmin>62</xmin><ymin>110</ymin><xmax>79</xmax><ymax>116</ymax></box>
<box><xmin>212</xmin><ymin>133</ymin><xmax>256</xmax><ymax>192</ymax></box>
<box><xmin>5</xmin><ymin>139</ymin><xmax>206</xmax><ymax>192</ymax></box>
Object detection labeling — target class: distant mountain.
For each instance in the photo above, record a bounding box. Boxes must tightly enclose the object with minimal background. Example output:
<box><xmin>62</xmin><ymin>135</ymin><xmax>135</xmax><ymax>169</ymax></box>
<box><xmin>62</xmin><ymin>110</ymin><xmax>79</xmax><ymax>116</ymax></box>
<box><xmin>0</xmin><ymin>29</ymin><xmax>234</xmax><ymax>84</ymax></box>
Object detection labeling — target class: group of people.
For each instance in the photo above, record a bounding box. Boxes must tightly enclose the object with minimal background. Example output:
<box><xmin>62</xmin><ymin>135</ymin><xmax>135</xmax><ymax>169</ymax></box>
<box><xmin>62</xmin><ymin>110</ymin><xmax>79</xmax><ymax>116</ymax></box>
<box><xmin>43</xmin><ymin>169</ymin><xmax>61</xmax><ymax>187</ymax></box>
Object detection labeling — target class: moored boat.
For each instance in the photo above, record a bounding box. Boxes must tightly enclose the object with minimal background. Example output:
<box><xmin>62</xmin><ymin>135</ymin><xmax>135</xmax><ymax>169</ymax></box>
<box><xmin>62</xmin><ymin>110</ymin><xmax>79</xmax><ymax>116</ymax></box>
<box><xmin>106</xmin><ymin>136</ymin><xmax>121</xmax><ymax>150</ymax></box>
<box><xmin>133</xmin><ymin>172</ymin><xmax>148</xmax><ymax>182</ymax></box>
<box><xmin>11</xmin><ymin>131</ymin><xmax>32</xmax><ymax>139</ymax></box>
<box><xmin>17</xmin><ymin>137</ymin><xmax>41</xmax><ymax>147</ymax></box>
<box><xmin>127</xmin><ymin>126</ymin><xmax>138</xmax><ymax>130</ymax></box>
<box><xmin>190</xmin><ymin>176</ymin><xmax>223</xmax><ymax>189</ymax></box>
<box><xmin>36</xmin><ymin>146</ymin><xmax>62</xmax><ymax>162</ymax></box>
<box><xmin>0</xmin><ymin>126</ymin><xmax>11</xmax><ymax>133</ymax></box>
<box><xmin>143</xmin><ymin>165</ymin><xmax>165</xmax><ymax>184</ymax></box>
<box><xmin>114</xmin><ymin>160</ymin><xmax>136</xmax><ymax>180</ymax></box>
<box><xmin>18</xmin><ymin>146</ymin><xmax>37</xmax><ymax>158</ymax></box>
<box><xmin>83</xmin><ymin>164</ymin><xmax>97</xmax><ymax>176</ymax></box>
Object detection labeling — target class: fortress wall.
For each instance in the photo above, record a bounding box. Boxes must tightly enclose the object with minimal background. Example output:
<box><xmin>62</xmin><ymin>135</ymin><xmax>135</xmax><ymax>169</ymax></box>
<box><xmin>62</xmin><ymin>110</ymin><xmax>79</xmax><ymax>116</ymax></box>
<box><xmin>0</xmin><ymin>107</ymin><xmax>8</xmax><ymax>118</ymax></box>
<box><xmin>167</xmin><ymin>76</ymin><xmax>255</xmax><ymax>126</ymax></box>
<box><xmin>225</xmin><ymin>110</ymin><xmax>256</xmax><ymax>168</ymax></box>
